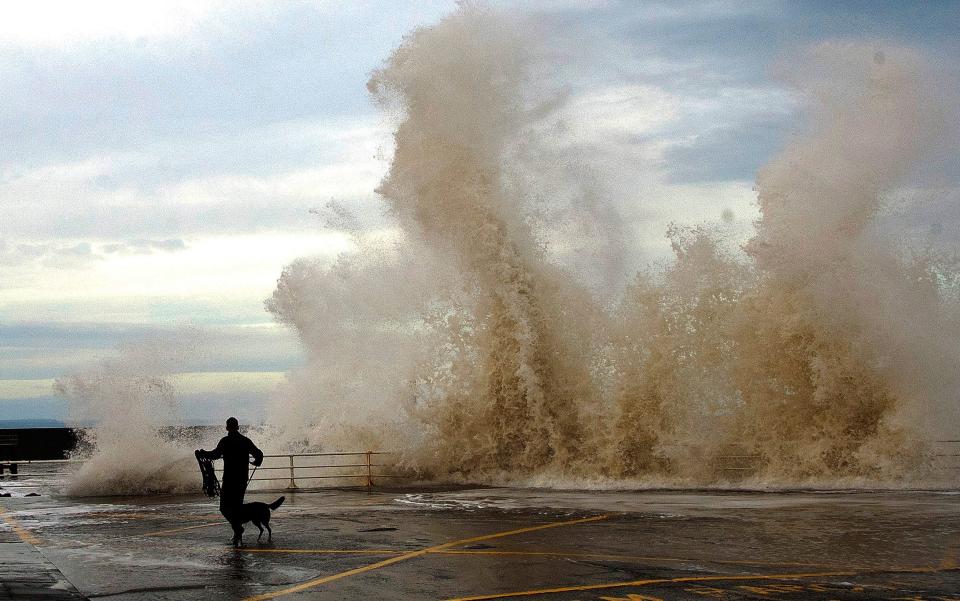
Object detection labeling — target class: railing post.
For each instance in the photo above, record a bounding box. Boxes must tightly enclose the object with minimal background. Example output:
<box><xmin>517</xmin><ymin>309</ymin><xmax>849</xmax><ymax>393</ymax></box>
<box><xmin>286</xmin><ymin>454</ymin><xmax>298</xmax><ymax>490</ymax></box>
<box><xmin>365</xmin><ymin>450</ymin><xmax>373</xmax><ymax>491</ymax></box>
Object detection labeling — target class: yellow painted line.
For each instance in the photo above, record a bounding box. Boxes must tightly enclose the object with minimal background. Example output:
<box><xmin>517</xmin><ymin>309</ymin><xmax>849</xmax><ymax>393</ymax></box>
<box><xmin>0</xmin><ymin>505</ymin><xmax>41</xmax><ymax>546</ymax></box>
<box><xmin>135</xmin><ymin>513</ymin><xmax>224</xmax><ymax>519</ymax></box>
<box><xmin>241</xmin><ymin>548</ymin><xmax>405</xmax><ymax>556</ymax></box>
<box><xmin>142</xmin><ymin>521</ymin><xmax>223</xmax><ymax>537</ymax></box>
<box><xmin>444</xmin><ymin>571</ymin><xmax>858</xmax><ymax>600</ymax></box>
<box><xmin>433</xmin><ymin>549</ymin><xmax>842</xmax><ymax>570</ymax></box>
<box><xmin>238</xmin><ymin>546</ymin><xmax>839</xmax><ymax>568</ymax></box>
<box><xmin>242</xmin><ymin>514</ymin><xmax>609</xmax><ymax>601</ymax></box>
<box><xmin>443</xmin><ymin>566</ymin><xmax>953</xmax><ymax>601</ymax></box>
<box><xmin>66</xmin><ymin>511</ymin><xmax>222</xmax><ymax>523</ymax></box>
<box><xmin>230</xmin><ymin>545</ymin><xmax>907</xmax><ymax>574</ymax></box>
<box><xmin>90</xmin><ymin>513</ymin><xmax>157</xmax><ymax>521</ymax></box>
<box><xmin>238</xmin><ymin>547</ymin><xmax>836</xmax><ymax>570</ymax></box>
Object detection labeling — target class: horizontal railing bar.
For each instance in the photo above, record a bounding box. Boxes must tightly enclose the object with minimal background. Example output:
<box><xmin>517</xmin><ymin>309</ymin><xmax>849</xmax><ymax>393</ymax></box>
<box><xmin>6</xmin><ymin>453</ymin><xmax>394</xmax><ymax>463</ymax></box>
<box><xmin>236</xmin><ymin>463</ymin><xmax>389</xmax><ymax>470</ymax></box>
<box><xmin>262</xmin><ymin>452</ymin><xmax>393</xmax><ymax>458</ymax></box>
<box><xmin>214</xmin><ymin>465</ymin><xmax>389</xmax><ymax>475</ymax></box>
<box><xmin>1</xmin><ymin>472</ymin><xmax>403</xmax><ymax>480</ymax></box>
<box><xmin>251</xmin><ymin>473</ymin><xmax>402</xmax><ymax>481</ymax></box>
<box><xmin>252</xmin><ymin>474</ymin><xmax>370</xmax><ymax>480</ymax></box>
<box><xmin>294</xmin><ymin>463</ymin><xmax>391</xmax><ymax>468</ymax></box>
<box><xmin>1</xmin><ymin>459</ymin><xmax>84</xmax><ymax>464</ymax></box>
<box><xmin>300</xmin><ymin>464</ymin><xmax>389</xmax><ymax>469</ymax></box>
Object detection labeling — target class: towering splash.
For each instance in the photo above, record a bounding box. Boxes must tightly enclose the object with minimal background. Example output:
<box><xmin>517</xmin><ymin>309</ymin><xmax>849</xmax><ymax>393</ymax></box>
<box><xmin>268</xmin><ymin>7</ymin><xmax>960</xmax><ymax>486</ymax></box>
<box><xmin>367</xmin><ymin>10</ymin><xmax>593</xmax><ymax>472</ymax></box>
<box><xmin>609</xmin><ymin>45</ymin><xmax>960</xmax><ymax>482</ymax></box>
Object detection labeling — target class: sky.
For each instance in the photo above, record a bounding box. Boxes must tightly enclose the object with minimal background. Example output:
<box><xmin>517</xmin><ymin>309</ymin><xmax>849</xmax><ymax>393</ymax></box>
<box><xmin>1</xmin><ymin>0</ymin><xmax>958</xmax><ymax>424</ymax></box>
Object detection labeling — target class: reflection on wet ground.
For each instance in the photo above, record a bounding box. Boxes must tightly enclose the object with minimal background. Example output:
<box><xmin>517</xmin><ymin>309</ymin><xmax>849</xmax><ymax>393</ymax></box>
<box><xmin>0</xmin><ymin>480</ymin><xmax>958</xmax><ymax>600</ymax></box>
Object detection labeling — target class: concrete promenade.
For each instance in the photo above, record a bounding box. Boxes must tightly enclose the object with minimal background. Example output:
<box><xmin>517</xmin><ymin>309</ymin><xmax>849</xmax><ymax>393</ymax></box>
<box><xmin>0</xmin><ymin>506</ymin><xmax>85</xmax><ymax>600</ymax></box>
<box><xmin>0</xmin><ymin>487</ymin><xmax>959</xmax><ymax>600</ymax></box>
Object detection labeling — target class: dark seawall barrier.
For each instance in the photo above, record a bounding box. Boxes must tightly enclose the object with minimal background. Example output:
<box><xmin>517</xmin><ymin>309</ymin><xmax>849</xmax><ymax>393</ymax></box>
<box><xmin>0</xmin><ymin>425</ymin><xmax>233</xmax><ymax>463</ymax></box>
<box><xmin>0</xmin><ymin>428</ymin><xmax>79</xmax><ymax>461</ymax></box>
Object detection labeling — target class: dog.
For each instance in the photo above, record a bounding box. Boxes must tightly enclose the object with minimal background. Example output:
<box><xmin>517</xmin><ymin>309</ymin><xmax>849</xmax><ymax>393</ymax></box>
<box><xmin>230</xmin><ymin>496</ymin><xmax>285</xmax><ymax>546</ymax></box>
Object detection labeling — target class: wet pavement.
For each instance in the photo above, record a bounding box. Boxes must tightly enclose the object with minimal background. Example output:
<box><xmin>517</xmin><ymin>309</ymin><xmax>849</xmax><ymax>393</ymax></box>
<box><xmin>0</xmin><ymin>480</ymin><xmax>959</xmax><ymax>600</ymax></box>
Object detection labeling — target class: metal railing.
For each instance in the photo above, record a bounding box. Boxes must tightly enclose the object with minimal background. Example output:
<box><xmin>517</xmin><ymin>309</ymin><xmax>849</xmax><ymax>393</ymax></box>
<box><xmin>0</xmin><ymin>452</ymin><xmax>402</xmax><ymax>491</ymax></box>
<box><xmin>929</xmin><ymin>440</ymin><xmax>960</xmax><ymax>471</ymax></box>
<box><xmin>214</xmin><ymin>451</ymin><xmax>402</xmax><ymax>491</ymax></box>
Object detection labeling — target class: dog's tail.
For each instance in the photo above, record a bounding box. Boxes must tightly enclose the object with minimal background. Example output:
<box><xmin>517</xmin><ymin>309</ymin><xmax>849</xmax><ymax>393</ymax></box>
<box><xmin>269</xmin><ymin>496</ymin><xmax>285</xmax><ymax>511</ymax></box>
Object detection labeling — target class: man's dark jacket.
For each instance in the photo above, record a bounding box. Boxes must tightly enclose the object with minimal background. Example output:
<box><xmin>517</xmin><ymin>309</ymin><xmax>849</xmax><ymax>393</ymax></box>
<box><xmin>200</xmin><ymin>431</ymin><xmax>264</xmax><ymax>492</ymax></box>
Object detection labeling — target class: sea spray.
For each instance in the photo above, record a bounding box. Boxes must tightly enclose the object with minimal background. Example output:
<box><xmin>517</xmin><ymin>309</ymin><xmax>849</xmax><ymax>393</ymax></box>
<box><xmin>56</xmin><ymin>336</ymin><xmax>199</xmax><ymax>495</ymax></box>
<box><xmin>265</xmin><ymin>230</ymin><xmax>463</xmax><ymax>452</ymax></box>
<box><xmin>367</xmin><ymin>9</ymin><xmax>603</xmax><ymax>473</ymax></box>
<box><xmin>268</xmin><ymin>7</ymin><xmax>959</xmax><ymax>486</ymax></box>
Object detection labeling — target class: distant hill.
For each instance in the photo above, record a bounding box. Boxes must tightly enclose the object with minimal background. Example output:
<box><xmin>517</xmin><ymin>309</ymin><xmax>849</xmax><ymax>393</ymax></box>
<box><xmin>0</xmin><ymin>418</ymin><xmax>66</xmax><ymax>429</ymax></box>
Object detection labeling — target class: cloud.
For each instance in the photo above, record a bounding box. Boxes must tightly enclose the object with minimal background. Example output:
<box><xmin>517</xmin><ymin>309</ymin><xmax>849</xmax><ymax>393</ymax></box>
<box><xmin>0</xmin><ymin>379</ymin><xmax>55</xmax><ymax>400</ymax></box>
<box><xmin>0</xmin><ymin>241</ymin><xmax>101</xmax><ymax>269</ymax></box>
<box><xmin>0</xmin><ymin>1</ymin><xmax>220</xmax><ymax>47</ymax></box>
<box><xmin>0</xmin><ymin>372</ymin><xmax>287</xmax><ymax>424</ymax></box>
<box><xmin>0</xmin><ymin>397</ymin><xmax>67</xmax><ymax>421</ymax></box>
<box><xmin>0</xmin><ymin>2</ymin><xmax>456</xmax><ymax>168</ymax></box>
<box><xmin>0</xmin><ymin>322</ymin><xmax>304</xmax><ymax>380</ymax></box>
<box><xmin>0</xmin><ymin>238</ymin><xmax>189</xmax><ymax>268</ymax></box>
<box><xmin>100</xmin><ymin>239</ymin><xmax>187</xmax><ymax>255</ymax></box>
<box><xmin>0</xmin><ymin>230</ymin><xmax>352</xmax><ymax>331</ymax></box>
<box><xmin>556</xmin><ymin>84</ymin><xmax>681</xmax><ymax>144</ymax></box>
<box><xmin>0</xmin><ymin>120</ymin><xmax>388</xmax><ymax>240</ymax></box>
<box><xmin>662</xmin><ymin>116</ymin><xmax>794</xmax><ymax>183</ymax></box>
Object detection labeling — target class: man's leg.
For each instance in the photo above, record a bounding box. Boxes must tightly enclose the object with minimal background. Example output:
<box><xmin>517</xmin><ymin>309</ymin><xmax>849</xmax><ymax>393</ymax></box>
<box><xmin>231</xmin><ymin>484</ymin><xmax>249</xmax><ymax>543</ymax></box>
<box><xmin>220</xmin><ymin>482</ymin><xmax>244</xmax><ymax>543</ymax></box>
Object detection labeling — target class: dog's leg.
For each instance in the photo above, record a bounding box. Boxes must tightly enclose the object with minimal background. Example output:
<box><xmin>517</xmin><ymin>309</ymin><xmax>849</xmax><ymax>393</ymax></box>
<box><xmin>266</xmin><ymin>522</ymin><xmax>272</xmax><ymax>541</ymax></box>
<box><xmin>254</xmin><ymin>521</ymin><xmax>264</xmax><ymax>541</ymax></box>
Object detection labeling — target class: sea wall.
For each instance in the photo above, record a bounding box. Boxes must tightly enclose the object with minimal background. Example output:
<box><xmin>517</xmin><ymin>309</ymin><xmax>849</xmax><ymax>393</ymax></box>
<box><xmin>0</xmin><ymin>428</ymin><xmax>79</xmax><ymax>461</ymax></box>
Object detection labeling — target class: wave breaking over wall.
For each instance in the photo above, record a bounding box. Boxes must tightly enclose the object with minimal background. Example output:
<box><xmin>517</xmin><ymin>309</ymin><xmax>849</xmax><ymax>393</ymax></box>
<box><xmin>268</xmin><ymin>7</ymin><xmax>960</xmax><ymax>487</ymax></box>
<box><xmin>56</xmin><ymin>337</ymin><xmax>199</xmax><ymax>496</ymax></box>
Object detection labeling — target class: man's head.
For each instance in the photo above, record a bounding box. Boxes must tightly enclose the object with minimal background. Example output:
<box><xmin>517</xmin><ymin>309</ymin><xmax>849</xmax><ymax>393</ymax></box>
<box><xmin>226</xmin><ymin>417</ymin><xmax>239</xmax><ymax>432</ymax></box>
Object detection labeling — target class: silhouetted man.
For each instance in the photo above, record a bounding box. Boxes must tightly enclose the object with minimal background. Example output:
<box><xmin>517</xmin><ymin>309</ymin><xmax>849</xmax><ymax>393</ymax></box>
<box><xmin>197</xmin><ymin>417</ymin><xmax>263</xmax><ymax>545</ymax></box>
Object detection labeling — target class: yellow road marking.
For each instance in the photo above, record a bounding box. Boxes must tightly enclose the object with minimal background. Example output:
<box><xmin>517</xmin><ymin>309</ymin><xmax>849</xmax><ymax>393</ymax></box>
<box><xmin>940</xmin><ymin>538</ymin><xmax>960</xmax><ymax>569</ymax></box>
<box><xmin>0</xmin><ymin>505</ymin><xmax>41</xmax><ymax>546</ymax></box>
<box><xmin>241</xmin><ymin>548</ymin><xmax>404</xmax><ymax>555</ymax></box>
<box><xmin>142</xmin><ymin>521</ymin><xmax>223</xmax><ymax>536</ymax></box>
<box><xmin>242</xmin><ymin>514</ymin><xmax>609</xmax><ymax>601</ymax></box>
<box><xmin>241</xmin><ymin>546</ymin><xmax>840</xmax><ymax>570</ymax></box>
<box><xmin>443</xmin><ymin>567</ymin><xmax>951</xmax><ymax>601</ymax></box>
<box><xmin>79</xmin><ymin>512</ymin><xmax>156</xmax><ymax>520</ymax></box>
<box><xmin>444</xmin><ymin>571</ymin><xmax>857</xmax><ymax>600</ymax></box>
<box><xmin>61</xmin><ymin>511</ymin><xmax>224</xmax><ymax>523</ymax></box>
<box><xmin>433</xmin><ymin>549</ymin><xmax>842</xmax><ymax>570</ymax></box>
<box><xmin>230</xmin><ymin>546</ymin><xmax>935</xmax><ymax>576</ymax></box>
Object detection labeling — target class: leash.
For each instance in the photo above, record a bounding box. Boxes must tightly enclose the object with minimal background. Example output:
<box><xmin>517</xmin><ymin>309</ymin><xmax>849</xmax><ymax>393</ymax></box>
<box><xmin>247</xmin><ymin>461</ymin><xmax>259</xmax><ymax>486</ymax></box>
